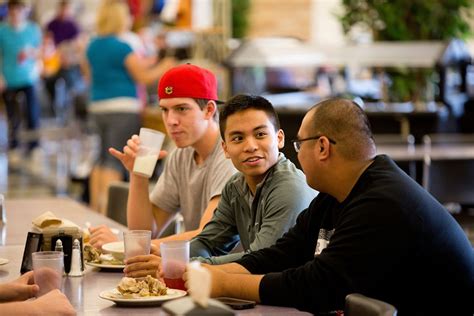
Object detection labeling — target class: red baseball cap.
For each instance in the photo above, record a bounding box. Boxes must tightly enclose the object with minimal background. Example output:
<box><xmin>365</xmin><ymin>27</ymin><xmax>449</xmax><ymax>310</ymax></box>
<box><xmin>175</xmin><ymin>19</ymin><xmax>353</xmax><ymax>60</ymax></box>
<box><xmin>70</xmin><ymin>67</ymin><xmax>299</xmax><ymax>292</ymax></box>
<box><xmin>157</xmin><ymin>64</ymin><xmax>219</xmax><ymax>101</ymax></box>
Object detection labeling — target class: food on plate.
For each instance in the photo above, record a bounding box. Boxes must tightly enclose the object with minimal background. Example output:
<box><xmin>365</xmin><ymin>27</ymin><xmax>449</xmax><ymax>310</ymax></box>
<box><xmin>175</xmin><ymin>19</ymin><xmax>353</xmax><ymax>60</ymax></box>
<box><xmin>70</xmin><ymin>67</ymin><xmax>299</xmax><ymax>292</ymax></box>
<box><xmin>117</xmin><ymin>275</ymin><xmax>167</xmax><ymax>298</ymax></box>
<box><xmin>83</xmin><ymin>244</ymin><xmax>122</xmax><ymax>265</ymax></box>
<box><xmin>83</xmin><ymin>244</ymin><xmax>101</xmax><ymax>262</ymax></box>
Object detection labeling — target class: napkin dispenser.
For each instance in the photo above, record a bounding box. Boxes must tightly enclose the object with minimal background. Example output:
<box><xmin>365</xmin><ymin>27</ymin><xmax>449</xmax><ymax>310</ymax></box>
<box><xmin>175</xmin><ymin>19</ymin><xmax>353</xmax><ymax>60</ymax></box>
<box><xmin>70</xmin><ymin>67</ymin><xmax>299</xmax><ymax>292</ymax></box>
<box><xmin>36</xmin><ymin>223</ymin><xmax>82</xmax><ymax>252</ymax></box>
<box><xmin>30</xmin><ymin>212</ymin><xmax>84</xmax><ymax>273</ymax></box>
<box><xmin>20</xmin><ymin>232</ymin><xmax>43</xmax><ymax>274</ymax></box>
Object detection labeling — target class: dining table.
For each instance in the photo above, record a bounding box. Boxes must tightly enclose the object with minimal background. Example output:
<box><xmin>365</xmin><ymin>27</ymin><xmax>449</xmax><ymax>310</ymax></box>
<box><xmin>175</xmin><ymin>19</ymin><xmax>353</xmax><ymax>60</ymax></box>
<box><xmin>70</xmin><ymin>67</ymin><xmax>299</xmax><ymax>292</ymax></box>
<box><xmin>0</xmin><ymin>198</ymin><xmax>310</xmax><ymax>315</ymax></box>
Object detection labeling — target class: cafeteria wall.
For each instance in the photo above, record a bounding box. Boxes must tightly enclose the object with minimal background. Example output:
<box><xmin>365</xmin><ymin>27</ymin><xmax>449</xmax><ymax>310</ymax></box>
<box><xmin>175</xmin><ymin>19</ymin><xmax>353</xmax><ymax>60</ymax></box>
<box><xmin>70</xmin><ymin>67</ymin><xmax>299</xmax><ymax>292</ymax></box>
<box><xmin>244</xmin><ymin>0</ymin><xmax>345</xmax><ymax>46</ymax></box>
<box><xmin>244</xmin><ymin>0</ymin><xmax>474</xmax><ymax>48</ymax></box>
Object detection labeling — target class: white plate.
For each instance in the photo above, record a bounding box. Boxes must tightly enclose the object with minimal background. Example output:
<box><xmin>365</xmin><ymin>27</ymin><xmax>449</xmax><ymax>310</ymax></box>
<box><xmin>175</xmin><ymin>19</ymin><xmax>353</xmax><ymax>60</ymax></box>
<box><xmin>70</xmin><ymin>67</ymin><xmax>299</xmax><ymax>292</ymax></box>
<box><xmin>85</xmin><ymin>261</ymin><xmax>125</xmax><ymax>270</ymax></box>
<box><xmin>99</xmin><ymin>288</ymin><xmax>187</xmax><ymax>307</ymax></box>
<box><xmin>102</xmin><ymin>241</ymin><xmax>125</xmax><ymax>261</ymax></box>
<box><xmin>0</xmin><ymin>258</ymin><xmax>9</xmax><ymax>265</ymax></box>
<box><xmin>102</xmin><ymin>241</ymin><xmax>124</xmax><ymax>253</ymax></box>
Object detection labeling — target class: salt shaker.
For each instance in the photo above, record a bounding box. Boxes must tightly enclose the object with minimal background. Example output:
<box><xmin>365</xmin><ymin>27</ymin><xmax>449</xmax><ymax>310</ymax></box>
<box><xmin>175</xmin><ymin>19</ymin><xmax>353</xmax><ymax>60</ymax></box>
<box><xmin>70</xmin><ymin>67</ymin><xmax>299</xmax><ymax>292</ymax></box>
<box><xmin>69</xmin><ymin>239</ymin><xmax>83</xmax><ymax>277</ymax></box>
<box><xmin>175</xmin><ymin>213</ymin><xmax>185</xmax><ymax>234</ymax></box>
<box><xmin>55</xmin><ymin>239</ymin><xmax>63</xmax><ymax>253</ymax></box>
<box><xmin>0</xmin><ymin>194</ymin><xmax>6</xmax><ymax>224</ymax></box>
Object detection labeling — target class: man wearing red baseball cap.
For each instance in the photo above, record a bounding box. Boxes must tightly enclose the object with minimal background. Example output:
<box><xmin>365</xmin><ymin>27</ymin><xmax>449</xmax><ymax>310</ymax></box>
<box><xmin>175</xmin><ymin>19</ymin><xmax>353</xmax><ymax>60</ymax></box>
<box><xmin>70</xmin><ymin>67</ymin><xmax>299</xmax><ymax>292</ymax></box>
<box><xmin>89</xmin><ymin>64</ymin><xmax>236</xmax><ymax>249</ymax></box>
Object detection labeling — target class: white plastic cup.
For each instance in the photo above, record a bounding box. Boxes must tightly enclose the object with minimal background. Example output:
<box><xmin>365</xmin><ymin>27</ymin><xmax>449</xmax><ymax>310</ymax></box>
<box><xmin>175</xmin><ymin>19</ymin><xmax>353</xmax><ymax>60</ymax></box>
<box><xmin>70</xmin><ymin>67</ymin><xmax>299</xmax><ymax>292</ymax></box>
<box><xmin>32</xmin><ymin>251</ymin><xmax>64</xmax><ymax>296</ymax></box>
<box><xmin>123</xmin><ymin>230</ymin><xmax>151</xmax><ymax>259</ymax></box>
<box><xmin>132</xmin><ymin>128</ymin><xmax>165</xmax><ymax>178</ymax></box>
<box><xmin>160</xmin><ymin>240</ymin><xmax>189</xmax><ymax>290</ymax></box>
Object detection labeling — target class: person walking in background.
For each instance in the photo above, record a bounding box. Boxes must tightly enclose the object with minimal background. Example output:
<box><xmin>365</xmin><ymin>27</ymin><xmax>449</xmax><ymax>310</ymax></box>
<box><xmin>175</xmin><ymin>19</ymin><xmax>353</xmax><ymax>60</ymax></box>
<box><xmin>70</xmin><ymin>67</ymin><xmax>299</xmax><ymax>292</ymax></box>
<box><xmin>0</xmin><ymin>0</ymin><xmax>41</xmax><ymax>161</ymax></box>
<box><xmin>84</xmin><ymin>0</ymin><xmax>175</xmax><ymax>213</ymax></box>
<box><xmin>43</xmin><ymin>0</ymin><xmax>85</xmax><ymax>119</ymax></box>
<box><xmin>46</xmin><ymin>0</ymin><xmax>79</xmax><ymax>47</ymax></box>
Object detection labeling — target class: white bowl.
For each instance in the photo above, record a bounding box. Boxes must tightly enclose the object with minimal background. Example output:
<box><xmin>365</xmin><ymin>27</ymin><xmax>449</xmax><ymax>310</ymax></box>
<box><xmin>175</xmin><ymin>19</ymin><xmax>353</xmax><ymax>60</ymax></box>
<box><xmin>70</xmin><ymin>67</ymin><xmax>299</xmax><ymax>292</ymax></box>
<box><xmin>102</xmin><ymin>241</ymin><xmax>124</xmax><ymax>261</ymax></box>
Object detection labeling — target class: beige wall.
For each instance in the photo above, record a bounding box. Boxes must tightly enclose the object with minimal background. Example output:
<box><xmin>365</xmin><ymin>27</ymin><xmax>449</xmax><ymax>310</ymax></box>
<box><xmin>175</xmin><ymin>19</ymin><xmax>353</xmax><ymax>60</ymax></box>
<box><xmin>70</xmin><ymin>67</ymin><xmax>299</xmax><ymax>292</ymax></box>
<box><xmin>310</xmin><ymin>0</ymin><xmax>345</xmax><ymax>46</ymax></box>
<box><xmin>246</xmin><ymin>0</ymin><xmax>312</xmax><ymax>40</ymax></box>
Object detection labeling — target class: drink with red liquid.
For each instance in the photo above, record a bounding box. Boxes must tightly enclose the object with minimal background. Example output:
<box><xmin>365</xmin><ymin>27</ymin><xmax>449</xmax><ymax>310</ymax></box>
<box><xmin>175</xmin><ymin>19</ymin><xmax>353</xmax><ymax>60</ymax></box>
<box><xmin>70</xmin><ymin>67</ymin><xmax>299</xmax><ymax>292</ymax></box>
<box><xmin>164</xmin><ymin>277</ymin><xmax>186</xmax><ymax>291</ymax></box>
<box><xmin>161</xmin><ymin>241</ymin><xmax>189</xmax><ymax>292</ymax></box>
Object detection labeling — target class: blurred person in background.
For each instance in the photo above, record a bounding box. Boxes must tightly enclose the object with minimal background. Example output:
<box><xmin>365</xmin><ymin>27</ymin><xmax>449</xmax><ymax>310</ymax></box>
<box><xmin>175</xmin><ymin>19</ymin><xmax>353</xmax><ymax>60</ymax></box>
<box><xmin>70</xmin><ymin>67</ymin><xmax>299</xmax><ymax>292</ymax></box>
<box><xmin>84</xmin><ymin>0</ymin><xmax>175</xmax><ymax>213</ymax></box>
<box><xmin>119</xmin><ymin>23</ymin><xmax>158</xmax><ymax>110</ymax></box>
<box><xmin>0</xmin><ymin>271</ymin><xmax>75</xmax><ymax>315</ymax></box>
<box><xmin>0</xmin><ymin>0</ymin><xmax>41</xmax><ymax>161</ymax></box>
<box><xmin>43</xmin><ymin>0</ymin><xmax>86</xmax><ymax>119</ymax></box>
<box><xmin>46</xmin><ymin>0</ymin><xmax>79</xmax><ymax>46</ymax></box>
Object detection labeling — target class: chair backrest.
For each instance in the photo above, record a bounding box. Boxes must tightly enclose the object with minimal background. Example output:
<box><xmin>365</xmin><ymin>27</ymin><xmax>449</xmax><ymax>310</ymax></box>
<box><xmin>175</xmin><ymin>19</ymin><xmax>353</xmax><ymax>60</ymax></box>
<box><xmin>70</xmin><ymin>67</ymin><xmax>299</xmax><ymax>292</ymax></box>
<box><xmin>106</xmin><ymin>181</ymin><xmax>130</xmax><ymax>226</ymax></box>
<box><xmin>106</xmin><ymin>181</ymin><xmax>177</xmax><ymax>236</ymax></box>
<box><xmin>422</xmin><ymin>133</ymin><xmax>474</xmax><ymax>206</ymax></box>
<box><xmin>374</xmin><ymin>133</ymin><xmax>416</xmax><ymax>179</ymax></box>
<box><xmin>345</xmin><ymin>293</ymin><xmax>397</xmax><ymax>316</ymax></box>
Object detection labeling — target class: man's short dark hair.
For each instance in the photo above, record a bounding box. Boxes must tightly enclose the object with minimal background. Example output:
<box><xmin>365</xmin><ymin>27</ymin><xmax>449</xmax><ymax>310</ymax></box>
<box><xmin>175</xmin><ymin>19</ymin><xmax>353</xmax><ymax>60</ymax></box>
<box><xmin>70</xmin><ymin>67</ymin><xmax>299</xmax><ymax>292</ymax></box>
<box><xmin>194</xmin><ymin>98</ymin><xmax>218</xmax><ymax>121</ymax></box>
<box><xmin>309</xmin><ymin>98</ymin><xmax>375</xmax><ymax>160</ymax></box>
<box><xmin>219</xmin><ymin>94</ymin><xmax>280</xmax><ymax>139</ymax></box>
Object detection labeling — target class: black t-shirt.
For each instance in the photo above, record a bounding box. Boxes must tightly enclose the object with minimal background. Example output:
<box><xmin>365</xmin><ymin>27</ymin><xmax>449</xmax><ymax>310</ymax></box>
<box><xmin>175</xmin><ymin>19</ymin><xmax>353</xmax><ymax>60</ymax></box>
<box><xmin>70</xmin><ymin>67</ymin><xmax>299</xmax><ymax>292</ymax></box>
<box><xmin>237</xmin><ymin>155</ymin><xmax>474</xmax><ymax>315</ymax></box>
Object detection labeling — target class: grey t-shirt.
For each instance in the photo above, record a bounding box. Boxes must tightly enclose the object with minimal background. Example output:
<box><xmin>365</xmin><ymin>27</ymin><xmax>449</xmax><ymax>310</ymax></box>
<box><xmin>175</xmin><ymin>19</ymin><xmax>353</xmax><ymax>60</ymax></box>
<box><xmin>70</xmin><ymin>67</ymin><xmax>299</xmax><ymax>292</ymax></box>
<box><xmin>150</xmin><ymin>138</ymin><xmax>237</xmax><ymax>230</ymax></box>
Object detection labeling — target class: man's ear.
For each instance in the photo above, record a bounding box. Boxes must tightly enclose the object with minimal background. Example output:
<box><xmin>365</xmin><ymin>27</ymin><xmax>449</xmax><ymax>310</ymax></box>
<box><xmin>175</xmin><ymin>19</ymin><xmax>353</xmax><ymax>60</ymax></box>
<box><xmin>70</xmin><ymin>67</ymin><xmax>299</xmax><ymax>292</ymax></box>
<box><xmin>221</xmin><ymin>140</ymin><xmax>230</xmax><ymax>159</ymax></box>
<box><xmin>318</xmin><ymin>137</ymin><xmax>331</xmax><ymax>160</ymax></box>
<box><xmin>204</xmin><ymin>100</ymin><xmax>217</xmax><ymax>120</ymax></box>
<box><xmin>277</xmin><ymin>129</ymin><xmax>285</xmax><ymax>149</ymax></box>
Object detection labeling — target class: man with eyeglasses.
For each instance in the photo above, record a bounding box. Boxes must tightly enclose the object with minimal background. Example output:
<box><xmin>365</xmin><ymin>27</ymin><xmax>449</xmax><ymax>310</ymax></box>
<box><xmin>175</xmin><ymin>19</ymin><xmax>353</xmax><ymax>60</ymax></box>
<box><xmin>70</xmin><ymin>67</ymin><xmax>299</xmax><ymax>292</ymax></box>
<box><xmin>188</xmin><ymin>98</ymin><xmax>474</xmax><ymax>315</ymax></box>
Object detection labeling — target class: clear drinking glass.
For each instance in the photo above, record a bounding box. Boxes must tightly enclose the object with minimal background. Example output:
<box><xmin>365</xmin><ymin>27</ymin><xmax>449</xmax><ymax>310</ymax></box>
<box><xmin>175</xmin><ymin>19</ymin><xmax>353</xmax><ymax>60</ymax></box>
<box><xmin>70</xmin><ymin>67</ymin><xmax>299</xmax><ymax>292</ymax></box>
<box><xmin>32</xmin><ymin>251</ymin><xmax>64</xmax><ymax>296</ymax></box>
<box><xmin>132</xmin><ymin>128</ymin><xmax>165</xmax><ymax>178</ymax></box>
<box><xmin>160</xmin><ymin>240</ymin><xmax>190</xmax><ymax>291</ymax></box>
<box><xmin>123</xmin><ymin>230</ymin><xmax>151</xmax><ymax>259</ymax></box>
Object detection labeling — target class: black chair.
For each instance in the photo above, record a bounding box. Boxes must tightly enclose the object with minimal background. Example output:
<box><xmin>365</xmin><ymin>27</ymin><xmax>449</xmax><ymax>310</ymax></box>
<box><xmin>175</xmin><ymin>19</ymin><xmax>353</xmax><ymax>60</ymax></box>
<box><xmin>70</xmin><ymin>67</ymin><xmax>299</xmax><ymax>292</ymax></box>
<box><xmin>422</xmin><ymin>133</ymin><xmax>474</xmax><ymax>211</ymax></box>
<box><xmin>345</xmin><ymin>293</ymin><xmax>397</xmax><ymax>316</ymax></box>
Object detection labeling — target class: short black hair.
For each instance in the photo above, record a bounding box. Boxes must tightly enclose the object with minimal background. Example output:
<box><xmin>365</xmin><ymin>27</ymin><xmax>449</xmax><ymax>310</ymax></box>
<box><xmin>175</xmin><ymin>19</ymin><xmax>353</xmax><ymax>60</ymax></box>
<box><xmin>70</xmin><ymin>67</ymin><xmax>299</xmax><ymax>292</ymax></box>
<box><xmin>219</xmin><ymin>94</ymin><xmax>280</xmax><ymax>139</ymax></box>
<box><xmin>194</xmin><ymin>98</ymin><xmax>218</xmax><ymax>121</ymax></box>
<box><xmin>309</xmin><ymin>98</ymin><xmax>375</xmax><ymax>160</ymax></box>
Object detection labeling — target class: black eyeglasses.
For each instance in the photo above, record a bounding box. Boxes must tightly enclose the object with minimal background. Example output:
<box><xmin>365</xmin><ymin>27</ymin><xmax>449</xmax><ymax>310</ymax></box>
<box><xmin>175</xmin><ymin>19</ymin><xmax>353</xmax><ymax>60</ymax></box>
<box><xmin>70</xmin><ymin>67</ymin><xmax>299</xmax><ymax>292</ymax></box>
<box><xmin>292</xmin><ymin>135</ymin><xmax>337</xmax><ymax>153</ymax></box>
